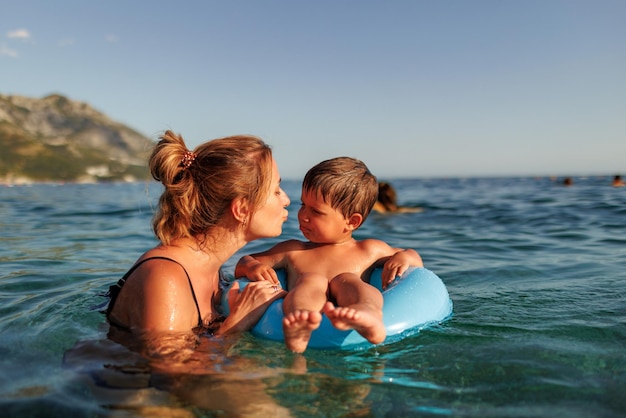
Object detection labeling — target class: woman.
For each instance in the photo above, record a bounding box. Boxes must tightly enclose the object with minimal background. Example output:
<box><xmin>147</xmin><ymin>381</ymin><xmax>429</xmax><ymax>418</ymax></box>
<box><xmin>372</xmin><ymin>182</ymin><xmax>422</xmax><ymax>214</ymax></box>
<box><xmin>106</xmin><ymin>130</ymin><xmax>290</xmax><ymax>337</ymax></box>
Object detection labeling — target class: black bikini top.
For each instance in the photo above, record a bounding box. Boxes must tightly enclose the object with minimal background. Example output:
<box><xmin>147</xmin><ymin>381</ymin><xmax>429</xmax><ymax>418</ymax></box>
<box><xmin>106</xmin><ymin>256</ymin><xmax>203</xmax><ymax>330</ymax></box>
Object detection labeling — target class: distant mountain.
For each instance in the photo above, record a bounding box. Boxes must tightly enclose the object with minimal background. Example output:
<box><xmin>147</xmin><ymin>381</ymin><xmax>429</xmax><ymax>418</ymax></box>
<box><xmin>0</xmin><ymin>93</ymin><xmax>155</xmax><ymax>184</ymax></box>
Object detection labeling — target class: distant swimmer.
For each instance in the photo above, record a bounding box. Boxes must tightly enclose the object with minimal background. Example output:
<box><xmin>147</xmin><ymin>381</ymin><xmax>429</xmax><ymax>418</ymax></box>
<box><xmin>612</xmin><ymin>175</ymin><xmax>625</xmax><ymax>187</ymax></box>
<box><xmin>372</xmin><ymin>182</ymin><xmax>423</xmax><ymax>214</ymax></box>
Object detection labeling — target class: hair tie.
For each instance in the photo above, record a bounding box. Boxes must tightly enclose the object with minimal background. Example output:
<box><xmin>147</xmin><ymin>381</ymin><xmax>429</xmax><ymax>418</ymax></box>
<box><xmin>180</xmin><ymin>151</ymin><xmax>196</xmax><ymax>171</ymax></box>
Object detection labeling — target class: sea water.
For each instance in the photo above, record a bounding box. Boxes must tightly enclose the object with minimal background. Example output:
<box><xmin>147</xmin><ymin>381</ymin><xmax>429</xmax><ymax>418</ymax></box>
<box><xmin>0</xmin><ymin>177</ymin><xmax>624</xmax><ymax>417</ymax></box>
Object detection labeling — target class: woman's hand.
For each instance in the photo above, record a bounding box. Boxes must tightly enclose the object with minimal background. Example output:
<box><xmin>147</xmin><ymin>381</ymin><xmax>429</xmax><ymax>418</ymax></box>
<box><xmin>217</xmin><ymin>280</ymin><xmax>286</xmax><ymax>336</ymax></box>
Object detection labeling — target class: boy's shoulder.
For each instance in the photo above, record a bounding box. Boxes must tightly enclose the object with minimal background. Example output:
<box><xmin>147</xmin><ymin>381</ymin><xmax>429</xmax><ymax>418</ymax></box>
<box><xmin>357</xmin><ymin>238</ymin><xmax>393</xmax><ymax>249</ymax></box>
<box><xmin>355</xmin><ymin>238</ymin><xmax>396</xmax><ymax>256</ymax></box>
<box><xmin>274</xmin><ymin>239</ymin><xmax>309</xmax><ymax>250</ymax></box>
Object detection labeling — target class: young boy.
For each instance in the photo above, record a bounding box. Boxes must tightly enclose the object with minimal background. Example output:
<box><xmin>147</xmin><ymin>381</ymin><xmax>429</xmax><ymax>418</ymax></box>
<box><xmin>235</xmin><ymin>157</ymin><xmax>423</xmax><ymax>353</ymax></box>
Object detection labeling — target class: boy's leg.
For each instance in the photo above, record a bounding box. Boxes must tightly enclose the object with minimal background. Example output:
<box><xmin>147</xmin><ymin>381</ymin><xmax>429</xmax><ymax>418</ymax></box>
<box><xmin>324</xmin><ymin>273</ymin><xmax>386</xmax><ymax>344</ymax></box>
<box><xmin>282</xmin><ymin>273</ymin><xmax>328</xmax><ymax>353</ymax></box>
<box><xmin>283</xmin><ymin>273</ymin><xmax>328</xmax><ymax>314</ymax></box>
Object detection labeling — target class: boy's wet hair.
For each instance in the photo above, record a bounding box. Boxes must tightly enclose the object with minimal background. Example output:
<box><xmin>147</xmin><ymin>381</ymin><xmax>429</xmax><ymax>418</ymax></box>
<box><xmin>303</xmin><ymin>157</ymin><xmax>378</xmax><ymax>223</ymax></box>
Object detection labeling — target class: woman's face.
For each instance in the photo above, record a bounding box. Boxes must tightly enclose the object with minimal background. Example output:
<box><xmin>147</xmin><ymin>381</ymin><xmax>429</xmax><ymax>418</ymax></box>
<box><xmin>247</xmin><ymin>158</ymin><xmax>290</xmax><ymax>239</ymax></box>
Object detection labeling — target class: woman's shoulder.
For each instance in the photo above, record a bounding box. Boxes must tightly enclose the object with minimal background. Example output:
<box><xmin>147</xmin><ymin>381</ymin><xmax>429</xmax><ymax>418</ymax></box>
<box><xmin>131</xmin><ymin>249</ymin><xmax>192</xmax><ymax>283</ymax></box>
<box><xmin>131</xmin><ymin>259</ymin><xmax>189</xmax><ymax>289</ymax></box>
<box><xmin>110</xmin><ymin>250</ymin><xmax>198</xmax><ymax>332</ymax></box>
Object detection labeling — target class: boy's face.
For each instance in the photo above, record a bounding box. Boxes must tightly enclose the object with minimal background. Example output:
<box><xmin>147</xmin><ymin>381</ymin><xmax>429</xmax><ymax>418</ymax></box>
<box><xmin>297</xmin><ymin>189</ymin><xmax>353</xmax><ymax>244</ymax></box>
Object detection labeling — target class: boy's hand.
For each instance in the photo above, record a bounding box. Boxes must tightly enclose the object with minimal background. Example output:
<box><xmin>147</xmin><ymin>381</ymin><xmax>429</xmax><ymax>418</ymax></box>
<box><xmin>236</xmin><ymin>255</ymin><xmax>281</xmax><ymax>285</ymax></box>
<box><xmin>244</xmin><ymin>261</ymin><xmax>281</xmax><ymax>285</ymax></box>
<box><xmin>381</xmin><ymin>249</ymin><xmax>423</xmax><ymax>289</ymax></box>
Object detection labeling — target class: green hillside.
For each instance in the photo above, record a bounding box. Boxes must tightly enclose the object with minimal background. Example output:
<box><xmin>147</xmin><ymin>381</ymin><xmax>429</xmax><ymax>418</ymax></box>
<box><xmin>0</xmin><ymin>94</ymin><xmax>154</xmax><ymax>183</ymax></box>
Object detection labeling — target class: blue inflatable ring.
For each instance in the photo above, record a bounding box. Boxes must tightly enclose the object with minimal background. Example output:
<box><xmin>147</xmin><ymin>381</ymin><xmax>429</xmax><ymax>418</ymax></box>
<box><xmin>221</xmin><ymin>267</ymin><xmax>453</xmax><ymax>350</ymax></box>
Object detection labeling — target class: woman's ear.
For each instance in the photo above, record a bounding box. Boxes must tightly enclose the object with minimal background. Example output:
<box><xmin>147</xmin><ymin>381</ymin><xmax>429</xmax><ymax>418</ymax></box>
<box><xmin>231</xmin><ymin>197</ymin><xmax>250</xmax><ymax>224</ymax></box>
<box><xmin>347</xmin><ymin>213</ymin><xmax>364</xmax><ymax>230</ymax></box>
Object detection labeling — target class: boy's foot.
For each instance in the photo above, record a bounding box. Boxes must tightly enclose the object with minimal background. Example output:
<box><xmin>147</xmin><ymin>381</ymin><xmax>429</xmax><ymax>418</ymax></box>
<box><xmin>322</xmin><ymin>302</ymin><xmax>386</xmax><ymax>344</ymax></box>
<box><xmin>283</xmin><ymin>310</ymin><xmax>323</xmax><ymax>353</ymax></box>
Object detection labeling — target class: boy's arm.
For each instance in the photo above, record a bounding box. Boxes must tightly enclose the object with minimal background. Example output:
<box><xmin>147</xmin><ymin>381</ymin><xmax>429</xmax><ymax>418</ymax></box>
<box><xmin>235</xmin><ymin>255</ymin><xmax>281</xmax><ymax>284</ymax></box>
<box><xmin>369</xmin><ymin>241</ymin><xmax>423</xmax><ymax>289</ymax></box>
<box><xmin>234</xmin><ymin>240</ymin><xmax>302</xmax><ymax>284</ymax></box>
<box><xmin>383</xmin><ymin>248</ymin><xmax>423</xmax><ymax>284</ymax></box>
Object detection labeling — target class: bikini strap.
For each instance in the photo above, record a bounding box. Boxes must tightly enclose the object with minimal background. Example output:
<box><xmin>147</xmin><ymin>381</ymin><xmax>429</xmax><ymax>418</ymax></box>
<box><xmin>106</xmin><ymin>256</ymin><xmax>203</xmax><ymax>328</ymax></box>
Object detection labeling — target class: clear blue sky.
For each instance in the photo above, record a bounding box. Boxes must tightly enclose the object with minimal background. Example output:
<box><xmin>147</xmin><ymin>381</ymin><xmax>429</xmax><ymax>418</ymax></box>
<box><xmin>2</xmin><ymin>0</ymin><xmax>624</xmax><ymax>179</ymax></box>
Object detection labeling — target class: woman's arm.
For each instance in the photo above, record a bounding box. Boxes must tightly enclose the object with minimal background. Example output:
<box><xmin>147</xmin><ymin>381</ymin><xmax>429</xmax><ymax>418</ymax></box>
<box><xmin>216</xmin><ymin>280</ymin><xmax>286</xmax><ymax>335</ymax></box>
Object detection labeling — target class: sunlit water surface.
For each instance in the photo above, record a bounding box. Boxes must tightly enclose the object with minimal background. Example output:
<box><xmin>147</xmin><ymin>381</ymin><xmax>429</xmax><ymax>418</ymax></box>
<box><xmin>1</xmin><ymin>177</ymin><xmax>624</xmax><ymax>417</ymax></box>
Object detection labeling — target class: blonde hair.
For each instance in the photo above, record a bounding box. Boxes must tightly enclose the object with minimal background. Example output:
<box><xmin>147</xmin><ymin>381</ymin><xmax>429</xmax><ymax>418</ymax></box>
<box><xmin>149</xmin><ymin>130</ymin><xmax>273</xmax><ymax>245</ymax></box>
<box><xmin>303</xmin><ymin>157</ymin><xmax>378</xmax><ymax>223</ymax></box>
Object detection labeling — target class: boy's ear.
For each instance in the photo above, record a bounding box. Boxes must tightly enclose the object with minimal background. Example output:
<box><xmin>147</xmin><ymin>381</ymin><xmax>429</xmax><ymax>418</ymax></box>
<box><xmin>347</xmin><ymin>213</ymin><xmax>364</xmax><ymax>230</ymax></box>
<box><xmin>231</xmin><ymin>197</ymin><xmax>250</xmax><ymax>224</ymax></box>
